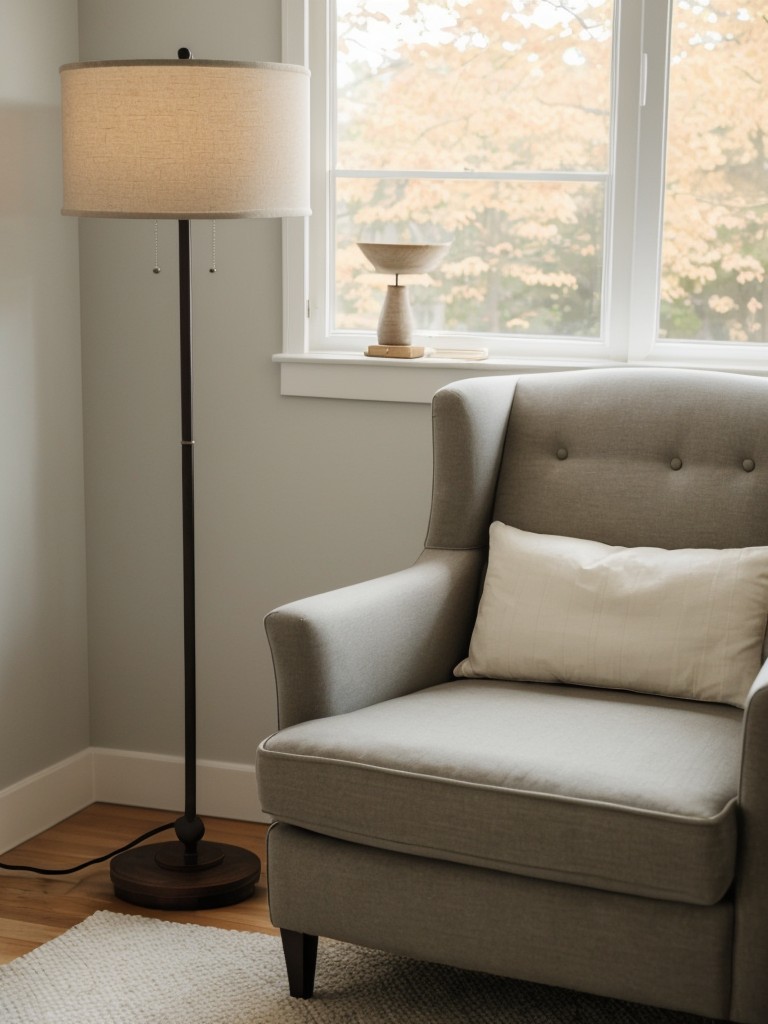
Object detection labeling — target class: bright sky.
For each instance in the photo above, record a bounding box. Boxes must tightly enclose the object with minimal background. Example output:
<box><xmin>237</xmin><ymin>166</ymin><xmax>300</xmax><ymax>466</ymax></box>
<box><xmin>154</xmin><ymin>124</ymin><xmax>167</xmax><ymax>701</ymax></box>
<box><xmin>336</xmin><ymin>0</ymin><xmax>612</xmax><ymax>83</ymax></box>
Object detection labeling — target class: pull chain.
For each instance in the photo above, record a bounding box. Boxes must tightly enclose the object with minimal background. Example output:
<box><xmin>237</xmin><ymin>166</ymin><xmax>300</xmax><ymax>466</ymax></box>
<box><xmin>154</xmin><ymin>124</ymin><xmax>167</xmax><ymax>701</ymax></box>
<box><xmin>154</xmin><ymin>220</ymin><xmax>218</xmax><ymax>275</ymax></box>
<box><xmin>209</xmin><ymin>220</ymin><xmax>217</xmax><ymax>273</ymax></box>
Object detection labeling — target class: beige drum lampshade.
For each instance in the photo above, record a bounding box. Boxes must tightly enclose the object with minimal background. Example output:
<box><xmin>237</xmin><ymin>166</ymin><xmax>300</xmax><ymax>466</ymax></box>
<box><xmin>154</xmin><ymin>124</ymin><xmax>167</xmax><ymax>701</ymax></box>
<box><xmin>60</xmin><ymin>59</ymin><xmax>310</xmax><ymax>219</ymax></box>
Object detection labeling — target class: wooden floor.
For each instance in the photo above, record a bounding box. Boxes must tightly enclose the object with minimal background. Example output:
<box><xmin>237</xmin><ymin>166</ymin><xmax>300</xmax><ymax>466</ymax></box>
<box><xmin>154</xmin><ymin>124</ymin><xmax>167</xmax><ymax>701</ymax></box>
<box><xmin>0</xmin><ymin>803</ymin><xmax>275</xmax><ymax>964</ymax></box>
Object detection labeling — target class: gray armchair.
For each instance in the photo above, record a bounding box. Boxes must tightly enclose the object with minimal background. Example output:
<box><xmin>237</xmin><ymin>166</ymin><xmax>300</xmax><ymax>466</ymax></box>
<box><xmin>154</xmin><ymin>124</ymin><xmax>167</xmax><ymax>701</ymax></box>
<box><xmin>257</xmin><ymin>368</ymin><xmax>768</xmax><ymax>1023</ymax></box>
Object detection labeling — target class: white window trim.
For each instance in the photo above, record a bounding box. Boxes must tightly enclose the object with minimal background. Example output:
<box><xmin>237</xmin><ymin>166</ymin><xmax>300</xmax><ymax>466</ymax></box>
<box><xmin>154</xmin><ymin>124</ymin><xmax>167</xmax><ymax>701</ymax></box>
<box><xmin>279</xmin><ymin>0</ymin><xmax>768</xmax><ymax>404</ymax></box>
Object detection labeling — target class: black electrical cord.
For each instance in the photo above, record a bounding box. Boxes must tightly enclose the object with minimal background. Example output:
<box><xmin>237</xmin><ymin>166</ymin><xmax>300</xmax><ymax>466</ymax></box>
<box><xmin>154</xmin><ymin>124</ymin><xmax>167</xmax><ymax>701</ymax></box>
<box><xmin>0</xmin><ymin>821</ymin><xmax>175</xmax><ymax>875</ymax></box>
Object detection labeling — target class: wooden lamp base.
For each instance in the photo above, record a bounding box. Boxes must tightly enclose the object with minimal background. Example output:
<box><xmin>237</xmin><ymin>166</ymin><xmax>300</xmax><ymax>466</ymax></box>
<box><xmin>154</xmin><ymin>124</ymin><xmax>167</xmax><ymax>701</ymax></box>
<box><xmin>110</xmin><ymin>840</ymin><xmax>261</xmax><ymax>910</ymax></box>
<box><xmin>366</xmin><ymin>344</ymin><xmax>425</xmax><ymax>359</ymax></box>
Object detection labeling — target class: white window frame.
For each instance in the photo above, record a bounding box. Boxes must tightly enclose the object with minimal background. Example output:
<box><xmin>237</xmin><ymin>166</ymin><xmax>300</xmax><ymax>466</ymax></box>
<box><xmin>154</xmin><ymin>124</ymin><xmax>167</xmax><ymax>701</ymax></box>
<box><xmin>279</xmin><ymin>0</ymin><xmax>768</xmax><ymax>403</ymax></box>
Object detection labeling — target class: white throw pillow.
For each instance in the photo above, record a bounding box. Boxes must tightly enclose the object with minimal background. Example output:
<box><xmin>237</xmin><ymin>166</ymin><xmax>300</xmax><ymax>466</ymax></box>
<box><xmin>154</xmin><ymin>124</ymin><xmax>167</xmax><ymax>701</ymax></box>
<box><xmin>454</xmin><ymin>522</ymin><xmax>768</xmax><ymax>707</ymax></box>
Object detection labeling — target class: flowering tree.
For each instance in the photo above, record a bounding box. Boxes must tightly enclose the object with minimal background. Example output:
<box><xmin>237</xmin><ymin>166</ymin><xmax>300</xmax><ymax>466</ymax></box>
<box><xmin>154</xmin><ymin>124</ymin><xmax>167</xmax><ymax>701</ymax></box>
<box><xmin>660</xmin><ymin>4</ymin><xmax>767</xmax><ymax>341</ymax></box>
<box><xmin>335</xmin><ymin>0</ymin><xmax>767</xmax><ymax>343</ymax></box>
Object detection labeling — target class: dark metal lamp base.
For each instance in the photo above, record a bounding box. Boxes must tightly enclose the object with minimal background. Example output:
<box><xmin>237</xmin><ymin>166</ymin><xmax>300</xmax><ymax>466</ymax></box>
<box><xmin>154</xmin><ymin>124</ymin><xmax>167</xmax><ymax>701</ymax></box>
<box><xmin>110</xmin><ymin>841</ymin><xmax>261</xmax><ymax>910</ymax></box>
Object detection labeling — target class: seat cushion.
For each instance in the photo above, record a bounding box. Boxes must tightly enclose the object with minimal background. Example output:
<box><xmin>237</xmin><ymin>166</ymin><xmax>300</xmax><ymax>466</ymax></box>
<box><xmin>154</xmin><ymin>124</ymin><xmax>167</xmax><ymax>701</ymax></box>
<box><xmin>258</xmin><ymin>680</ymin><xmax>741</xmax><ymax>905</ymax></box>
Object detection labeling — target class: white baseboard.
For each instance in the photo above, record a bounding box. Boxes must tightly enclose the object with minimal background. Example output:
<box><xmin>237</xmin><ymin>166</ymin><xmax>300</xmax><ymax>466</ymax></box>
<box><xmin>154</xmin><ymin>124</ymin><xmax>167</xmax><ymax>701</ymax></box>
<box><xmin>91</xmin><ymin>748</ymin><xmax>267</xmax><ymax>824</ymax></box>
<box><xmin>0</xmin><ymin>748</ymin><xmax>268</xmax><ymax>855</ymax></box>
<box><xmin>0</xmin><ymin>750</ymin><xmax>94</xmax><ymax>855</ymax></box>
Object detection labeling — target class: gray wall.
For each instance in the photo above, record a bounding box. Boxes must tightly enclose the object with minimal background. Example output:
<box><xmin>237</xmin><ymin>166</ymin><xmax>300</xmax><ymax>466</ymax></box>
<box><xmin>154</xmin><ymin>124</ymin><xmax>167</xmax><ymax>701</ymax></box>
<box><xmin>0</xmin><ymin>0</ymin><xmax>89</xmax><ymax>788</ymax></box>
<box><xmin>79</xmin><ymin>0</ymin><xmax>434</xmax><ymax>767</ymax></box>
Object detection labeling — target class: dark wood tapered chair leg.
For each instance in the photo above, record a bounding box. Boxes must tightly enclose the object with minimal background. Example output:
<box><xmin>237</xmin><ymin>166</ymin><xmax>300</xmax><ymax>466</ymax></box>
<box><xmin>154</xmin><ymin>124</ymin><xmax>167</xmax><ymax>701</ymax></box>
<box><xmin>280</xmin><ymin>929</ymin><xmax>318</xmax><ymax>998</ymax></box>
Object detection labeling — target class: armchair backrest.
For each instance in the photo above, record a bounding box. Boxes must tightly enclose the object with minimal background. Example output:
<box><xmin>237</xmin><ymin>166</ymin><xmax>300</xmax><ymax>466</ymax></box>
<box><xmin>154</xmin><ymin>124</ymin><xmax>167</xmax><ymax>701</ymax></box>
<box><xmin>426</xmin><ymin>368</ymin><xmax>768</xmax><ymax>552</ymax></box>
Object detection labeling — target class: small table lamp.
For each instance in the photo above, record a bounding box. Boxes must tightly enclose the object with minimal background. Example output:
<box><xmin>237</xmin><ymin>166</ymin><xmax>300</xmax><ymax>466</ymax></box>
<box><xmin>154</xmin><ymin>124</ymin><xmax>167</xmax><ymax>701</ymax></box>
<box><xmin>357</xmin><ymin>242</ymin><xmax>449</xmax><ymax>358</ymax></box>
<box><xmin>60</xmin><ymin>51</ymin><xmax>309</xmax><ymax>909</ymax></box>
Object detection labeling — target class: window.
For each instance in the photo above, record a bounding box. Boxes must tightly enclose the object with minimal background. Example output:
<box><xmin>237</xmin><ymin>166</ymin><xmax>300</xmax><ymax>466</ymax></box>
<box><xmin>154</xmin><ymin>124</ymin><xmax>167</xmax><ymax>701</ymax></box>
<box><xmin>280</xmin><ymin>0</ymin><xmax>768</xmax><ymax>401</ymax></box>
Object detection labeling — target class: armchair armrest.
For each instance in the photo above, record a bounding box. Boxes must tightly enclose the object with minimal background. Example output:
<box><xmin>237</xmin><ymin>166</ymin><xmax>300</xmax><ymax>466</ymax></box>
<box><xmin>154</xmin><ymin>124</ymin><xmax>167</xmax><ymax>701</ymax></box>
<box><xmin>731</xmin><ymin>661</ymin><xmax>768</xmax><ymax>1022</ymax></box>
<box><xmin>265</xmin><ymin>548</ymin><xmax>484</xmax><ymax>728</ymax></box>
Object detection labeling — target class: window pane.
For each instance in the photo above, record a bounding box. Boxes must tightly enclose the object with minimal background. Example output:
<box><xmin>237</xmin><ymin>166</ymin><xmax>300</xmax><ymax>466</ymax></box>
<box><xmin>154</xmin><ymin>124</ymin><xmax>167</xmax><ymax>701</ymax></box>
<box><xmin>336</xmin><ymin>0</ymin><xmax>614</xmax><ymax>173</ymax></box>
<box><xmin>659</xmin><ymin>2</ymin><xmax>767</xmax><ymax>343</ymax></box>
<box><xmin>336</xmin><ymin>177</ymin><xmax>604</xmax><ymax>337</ymax></box>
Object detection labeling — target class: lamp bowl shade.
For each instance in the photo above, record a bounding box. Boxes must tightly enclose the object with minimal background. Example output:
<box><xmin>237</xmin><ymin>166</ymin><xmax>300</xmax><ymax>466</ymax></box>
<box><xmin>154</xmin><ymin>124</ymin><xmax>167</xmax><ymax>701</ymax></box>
<box><xmin>60</xmin><ymin>59</ymin><xmax>310</xmax><ymax>219</ymax></box>
<box><xmin>357</xmin><ymin>242</ymin><xmax>450</xmax><ymax>275</ymax></box>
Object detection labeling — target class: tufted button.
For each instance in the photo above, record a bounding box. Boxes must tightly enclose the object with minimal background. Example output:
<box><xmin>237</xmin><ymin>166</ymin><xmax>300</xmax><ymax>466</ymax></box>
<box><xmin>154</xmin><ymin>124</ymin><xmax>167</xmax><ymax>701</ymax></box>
<box><xmin>556</xmin><ymin>448</ymin><xmax>568</xmax><ymax>461</ymax></box>
<box><xmin>670</xmin><ymin>457</ymin><xmax>683</xmax><ymax>471</ymax></box>
<box><xmin>743</xmin><ymin>458</ymin><xmax>756</xmax><ymax>473</ymax></box>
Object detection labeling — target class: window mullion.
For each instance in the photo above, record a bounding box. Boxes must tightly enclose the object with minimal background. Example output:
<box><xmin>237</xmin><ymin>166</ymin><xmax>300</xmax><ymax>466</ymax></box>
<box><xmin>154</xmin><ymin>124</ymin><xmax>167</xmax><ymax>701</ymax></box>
<box><xmin>334</xmin><ymin>169</ymin><xmax>609</xmax><ymax>183</ymax></box>
<box><xmin>305</xmin><ymin>0</ymin><xmax>333</xmax><ymax>350</ymax></box>
<box><xmin>626</xmin><ymin>0</ymin><xmax>673</xmax><ymax>361</ymax></box>
<box><xmin>282</xmin><ymin>0</ymin><xmax>310</xmax><ymax>354</ymax></box>
<box><xmin>603</xmin><ymin>0</ymin><xmax>643</xmax><ymax>361</ymax></box>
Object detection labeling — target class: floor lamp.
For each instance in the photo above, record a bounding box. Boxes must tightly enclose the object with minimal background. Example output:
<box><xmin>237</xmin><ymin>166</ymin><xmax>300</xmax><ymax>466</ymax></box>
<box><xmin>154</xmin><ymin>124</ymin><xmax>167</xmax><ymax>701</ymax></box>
<box><xmin>59</xmin><ymin>52</ymin><xmax>310</xmax><ymax>909</ymax></box>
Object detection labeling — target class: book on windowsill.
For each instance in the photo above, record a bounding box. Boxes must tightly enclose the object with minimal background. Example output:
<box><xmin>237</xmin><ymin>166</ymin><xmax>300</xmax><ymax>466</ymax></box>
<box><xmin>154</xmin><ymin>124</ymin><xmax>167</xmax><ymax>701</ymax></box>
<box><xmin>424</xmin><ymin>347</ymin><xmax>489</xmax><ymax>361</ymax></box>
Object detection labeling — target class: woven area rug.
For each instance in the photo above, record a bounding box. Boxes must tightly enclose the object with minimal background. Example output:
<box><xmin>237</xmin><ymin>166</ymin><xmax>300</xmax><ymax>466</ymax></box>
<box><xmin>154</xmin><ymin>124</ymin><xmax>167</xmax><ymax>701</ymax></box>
<box><xmin>0</xmin><ymin>910</ymin><xmax>723</xmax><ymax>1023</ymax></box>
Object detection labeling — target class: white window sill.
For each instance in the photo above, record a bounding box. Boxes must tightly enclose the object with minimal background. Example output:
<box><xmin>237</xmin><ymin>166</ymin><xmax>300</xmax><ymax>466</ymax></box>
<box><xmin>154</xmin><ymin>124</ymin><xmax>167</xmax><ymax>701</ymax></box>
<box><xmin>275</xmin><ymin>350</ymin><xmax>768</xmax><ymax>404</ymax></box>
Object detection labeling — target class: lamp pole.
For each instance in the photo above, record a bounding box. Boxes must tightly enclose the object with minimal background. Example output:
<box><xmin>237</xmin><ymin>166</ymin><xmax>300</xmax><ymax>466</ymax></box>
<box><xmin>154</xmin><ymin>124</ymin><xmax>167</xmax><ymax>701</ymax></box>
<box><xmin>177</xmin><ymin>217</ymin><xmax>203</xmax><ymax>859</ymax></box>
